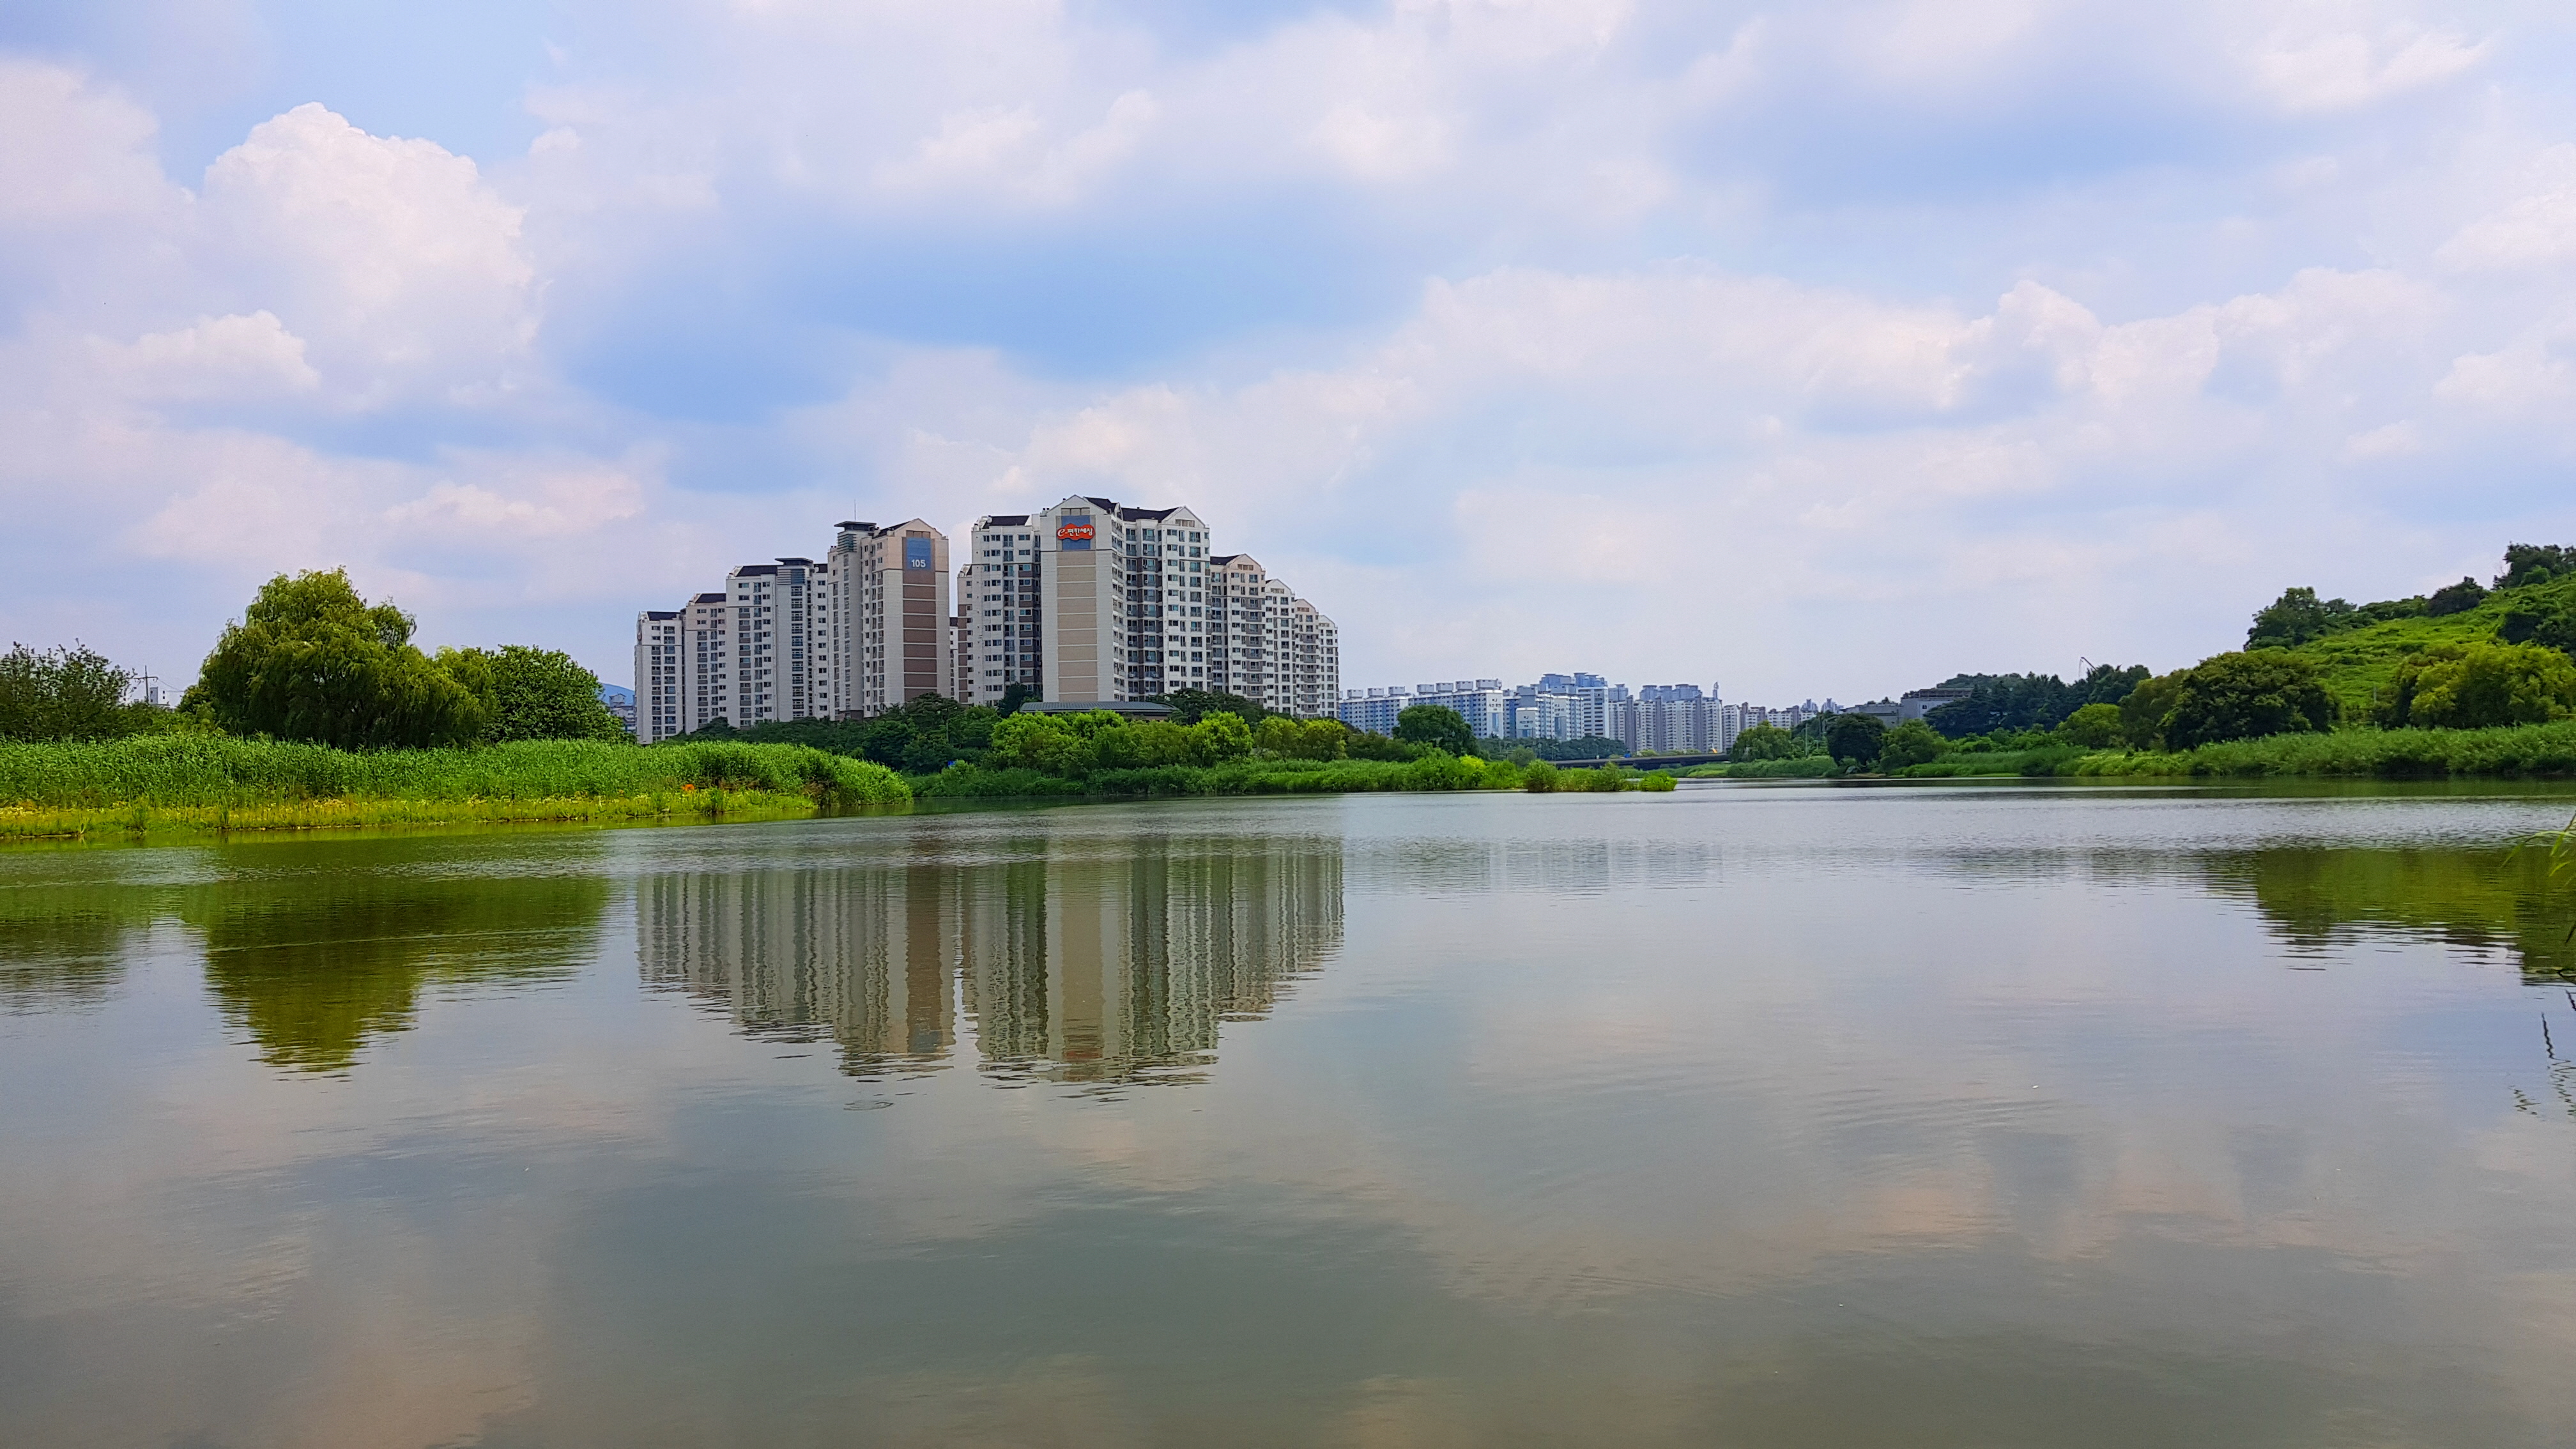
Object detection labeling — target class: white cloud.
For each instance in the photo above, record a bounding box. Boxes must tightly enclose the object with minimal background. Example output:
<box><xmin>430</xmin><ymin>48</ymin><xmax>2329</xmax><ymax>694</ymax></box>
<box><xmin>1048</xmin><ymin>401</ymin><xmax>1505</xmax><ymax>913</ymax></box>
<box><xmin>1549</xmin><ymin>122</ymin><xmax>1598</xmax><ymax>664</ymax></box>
<box><xmin>2239</xmin><ymin>12</ymin><xmax>2487</xmax><ymax>114</ymax></box>
<box><xmin>2435</xmin><ymin>342</ymin><xmax>2574</xmax><ymax>414</ymax></box>
<box><xmin>2438</xmin><ymin>146</ymin><xmax>2576</xmax><ymax>272</ymax></box>
<box><xmin>199</xmin><ymin>103</ymin><xmax>538</xmax><ymax>401</ymax></box>
<box><xmin>0</xmin><ymin>59</ymin><xmax>168</xmax><ymax>230</ymax></box>
<box><xmin>107</xmin><ymin>312</ymin><xmax>321</xmax><ymax>399</ymax></box>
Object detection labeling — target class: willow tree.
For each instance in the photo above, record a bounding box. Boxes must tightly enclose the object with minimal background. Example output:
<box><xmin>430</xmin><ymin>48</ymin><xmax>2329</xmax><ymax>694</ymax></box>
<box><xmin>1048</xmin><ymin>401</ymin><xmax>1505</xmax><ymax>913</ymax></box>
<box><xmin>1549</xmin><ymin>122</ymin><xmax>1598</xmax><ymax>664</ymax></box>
<box><xmin>186</xmin><ymin>570</ymin><xmax>484</xmax><ymax>749</ymax></box>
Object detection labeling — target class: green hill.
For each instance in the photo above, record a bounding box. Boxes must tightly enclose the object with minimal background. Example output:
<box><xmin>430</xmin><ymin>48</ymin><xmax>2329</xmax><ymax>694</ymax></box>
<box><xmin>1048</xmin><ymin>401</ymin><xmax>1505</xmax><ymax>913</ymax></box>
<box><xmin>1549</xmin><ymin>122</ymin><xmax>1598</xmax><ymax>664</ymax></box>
<box><xmin>2272</xmin><ymin>572</ymin><xmax>2576</xmax><ymax>721</ymax></box>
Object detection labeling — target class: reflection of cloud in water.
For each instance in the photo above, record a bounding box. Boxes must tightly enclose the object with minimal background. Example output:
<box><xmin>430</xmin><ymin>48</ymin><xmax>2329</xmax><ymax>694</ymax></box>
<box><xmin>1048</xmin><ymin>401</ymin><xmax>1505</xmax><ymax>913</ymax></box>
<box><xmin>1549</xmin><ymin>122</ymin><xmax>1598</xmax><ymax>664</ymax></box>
<box><xmin>636</xmin><ymin>832</ymin><xmax>1344</xmax><ymax>1085</ymax></box>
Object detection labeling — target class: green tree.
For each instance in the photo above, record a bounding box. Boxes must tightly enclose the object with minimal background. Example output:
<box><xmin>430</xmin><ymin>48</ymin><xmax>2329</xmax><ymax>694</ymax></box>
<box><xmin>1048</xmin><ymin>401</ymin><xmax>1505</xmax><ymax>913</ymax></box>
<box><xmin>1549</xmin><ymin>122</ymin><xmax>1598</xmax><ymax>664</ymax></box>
<box><xmin>1394</xmin><ymin>703</ymin><xmax>1475</xmax><ymax>756</ymax></box>
<box><xmin>2119</xmin><ymin>671</ymin><xmax>2187</xmax><ymax>749</ymax></box>
<box><xmin>1823</xmin><ymin>711</ymin><xmax>1887</xmax><ymax>765</ymax></box>
<box><xmin>2497</xmin><ymin>543</ymin><xmax>2576</xmax><ymax>591</ymax></box>
<box><xmin>436</xmin><ymin>645</ymin><xmax>626</xmax><ymax>744</ymax></box>
<box><xmin>2055</xmin><ymin>702</ymin><xmax>2126</xmax><ymax>748</ymax></box>
<box><xmin>997</xmin><ymin>682</ymin><xmax>1037</xmax><ymax>715</ymax></box>
<box><xmin>2376</xmin><ymin>642</ymin><xmax>2576</xmax><ymax>729</ymax></box>
<box><xmin>1186</xmin><ymin>711</ymin><xmax>1254</xmax><ymax>764</ymax></box>
<box><xmin>1729</xmin><ymin>724</ymin><xmax>1796</xmax><ymax>761</ymax></box>
<box><xmin>1878</xmin><ymin>718</ymin><xmax>1945</xmax><ymax>768</ymax></box>
<box><xmin>1346</xmin><ymin>730</ymin><xmax>1418</xmax><ymax>761</ymax></box>
<box><xmin>2246</xmin><ymin>586</ymin><xmax>2356</xmax><ymax>648</ymax></box>
<box><xmin>185</xmin><ymin>570</ymin><xmax>485</xmax><ymax>749</ymax></box>
<box><xmin>1259</xmin><ymin>715</ymin><xmax>1350</xmax><ymax>760</ymax></box>
<box><xmin>2162</xmin><ymin>650</ymin><xmax>2335</xmax><ymax>749</ymax></box>
<box><xmin>0</xmin><ymin>643</ymin><xmax>166</xmax><ymax>742</ymax></box>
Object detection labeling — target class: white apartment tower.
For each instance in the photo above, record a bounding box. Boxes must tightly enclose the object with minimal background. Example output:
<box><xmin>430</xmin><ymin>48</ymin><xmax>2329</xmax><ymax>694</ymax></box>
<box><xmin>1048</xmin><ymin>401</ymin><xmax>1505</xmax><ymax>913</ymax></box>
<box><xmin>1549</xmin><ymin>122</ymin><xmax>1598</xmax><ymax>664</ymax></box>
<box><xmin>631</xmin><ymin>521</ymin><xmax>954</xmax><ymax>741</ymax></box>
<box><xmin>962</xmin><ymin>496</ymin><xmax>1339</xmax><ymax>716</ymax></box>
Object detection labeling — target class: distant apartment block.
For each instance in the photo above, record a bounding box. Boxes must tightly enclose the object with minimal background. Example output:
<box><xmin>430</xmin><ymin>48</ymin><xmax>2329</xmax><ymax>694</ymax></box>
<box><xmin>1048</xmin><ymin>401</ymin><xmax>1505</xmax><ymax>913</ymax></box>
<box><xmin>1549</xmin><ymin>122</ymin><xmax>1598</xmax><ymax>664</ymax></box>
<box><xmin>1610</xmin><ymin>684</ymin><xmax>1718</xmax><ymax>753</ymax></box>
<box><xmin>1337</xmin><ymin>680</ymin><xmax>1506</xmax><ymax>737</ymax></box>
<box><xmin>960</xmin><ymin>496</ymin><xmax>1339</xmax><ymax>716</ymax></box>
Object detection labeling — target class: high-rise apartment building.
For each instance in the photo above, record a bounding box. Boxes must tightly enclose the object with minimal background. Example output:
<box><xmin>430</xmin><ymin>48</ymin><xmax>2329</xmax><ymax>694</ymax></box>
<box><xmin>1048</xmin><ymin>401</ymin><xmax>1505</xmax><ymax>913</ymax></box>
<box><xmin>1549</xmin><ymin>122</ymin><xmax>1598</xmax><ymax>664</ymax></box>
<box><xmin>961</xmin><ymin>496</ymin><xmax>1338</xmax><ymax>716</ymax></box>
<box><xmin>631</xmin><ymin>520</ymin><xmax>953</xmax><ymax>742</ymax></box>
<box><xmin>1611</xmin><ymin>684</ymin><xmax>1721</xmax><ymax>754</ymax></box>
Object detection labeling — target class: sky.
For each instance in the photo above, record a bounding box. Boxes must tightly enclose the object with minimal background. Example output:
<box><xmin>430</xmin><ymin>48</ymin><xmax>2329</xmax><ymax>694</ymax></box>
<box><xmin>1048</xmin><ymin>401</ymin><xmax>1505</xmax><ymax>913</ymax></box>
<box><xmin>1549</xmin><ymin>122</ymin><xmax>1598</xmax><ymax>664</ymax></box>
<box><xmin>3</xmin><ymin>0</ymin><xmax>2573</xmax><ymax>702</ymax></box>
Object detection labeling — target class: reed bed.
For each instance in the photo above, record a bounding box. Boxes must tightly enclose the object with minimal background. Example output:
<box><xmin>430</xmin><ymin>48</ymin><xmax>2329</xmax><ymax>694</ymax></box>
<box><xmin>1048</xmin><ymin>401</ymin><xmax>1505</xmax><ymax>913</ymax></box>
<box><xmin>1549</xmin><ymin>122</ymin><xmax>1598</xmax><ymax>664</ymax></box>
<box><xmin>0</xmin><ymin>736</ymin><xmax>910</xmax><ymax>840</ymax></box>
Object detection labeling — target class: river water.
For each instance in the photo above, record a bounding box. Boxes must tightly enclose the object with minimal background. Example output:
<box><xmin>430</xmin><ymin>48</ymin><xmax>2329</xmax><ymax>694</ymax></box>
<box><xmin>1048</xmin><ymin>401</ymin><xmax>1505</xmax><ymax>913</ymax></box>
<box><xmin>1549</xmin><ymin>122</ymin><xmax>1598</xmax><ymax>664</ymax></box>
<box><xmin>6</xmin><ymin>781</ymin><xmax>2576</xmax><ymax>1447</ymax></box>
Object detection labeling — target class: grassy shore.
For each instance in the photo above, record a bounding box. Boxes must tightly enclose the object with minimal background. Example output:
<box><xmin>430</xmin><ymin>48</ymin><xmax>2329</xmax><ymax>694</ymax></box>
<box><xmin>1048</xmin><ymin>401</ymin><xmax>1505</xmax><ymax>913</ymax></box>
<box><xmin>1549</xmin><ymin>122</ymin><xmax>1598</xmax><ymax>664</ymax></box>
<box><xmin>0</xmin><ymin>736</ymin><xmax>909</xmax><ymax>841</ymax></box>
<box><xmin>2067</xmin><ymin>721</ymin><xmax>2576</xmax><ymax>778</ymax></box>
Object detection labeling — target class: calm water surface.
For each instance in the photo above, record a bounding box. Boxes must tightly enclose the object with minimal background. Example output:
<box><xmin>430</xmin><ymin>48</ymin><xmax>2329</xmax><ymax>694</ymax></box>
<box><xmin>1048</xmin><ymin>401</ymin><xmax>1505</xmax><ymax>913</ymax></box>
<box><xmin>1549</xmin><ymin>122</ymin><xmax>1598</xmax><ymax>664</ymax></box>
<box><xmin>7</xmin><ymin>782</ymin><xmax>2576</xmax><ymax>1447</ymax></box>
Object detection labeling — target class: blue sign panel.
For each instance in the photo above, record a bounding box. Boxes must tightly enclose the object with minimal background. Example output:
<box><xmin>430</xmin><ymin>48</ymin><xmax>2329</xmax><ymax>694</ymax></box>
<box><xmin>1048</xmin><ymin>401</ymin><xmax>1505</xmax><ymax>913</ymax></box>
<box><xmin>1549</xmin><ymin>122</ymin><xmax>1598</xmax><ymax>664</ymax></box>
<box><xmin>904</xmin><ymin>537</ymin><xmax>933</xmax><ymax>571</ymax></box>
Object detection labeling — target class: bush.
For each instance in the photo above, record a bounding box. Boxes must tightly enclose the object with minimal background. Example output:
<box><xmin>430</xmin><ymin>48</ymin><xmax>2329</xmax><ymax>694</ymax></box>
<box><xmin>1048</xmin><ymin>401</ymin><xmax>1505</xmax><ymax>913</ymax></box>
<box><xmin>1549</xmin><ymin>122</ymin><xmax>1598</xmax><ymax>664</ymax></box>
<box><xmin>2161</xmin><ymin>650</ymin><xmax>2336</xmax><ymax>748</ymax></box>
<box><xmin>1258</xmin><ymin>716</ymin><xmax>1350</xmax><ymax>760</ymax></box>
<box><xmin>2426</xmin><ymin>576</ymin><xmax>2490</xmax><ymax>617</ymax></box>
<box><xmin>1879</xmin><ymin>719</ymin><xmax>1947</xmax><ymax>768</ymax></box>
<box><xmin>2055</xmin><ymin>703</ymin><xmax>2124</xmax><ymax>748</ymax></box>
<box><xmin>2376</xmin><ymin>641</ymin><xmax>2576</xmax><ymax>729</ymax></box>
<box><xmin>1522</xmin><ymin>760</ymin><xmax>1560</xmax><ymax>793</ymax></box>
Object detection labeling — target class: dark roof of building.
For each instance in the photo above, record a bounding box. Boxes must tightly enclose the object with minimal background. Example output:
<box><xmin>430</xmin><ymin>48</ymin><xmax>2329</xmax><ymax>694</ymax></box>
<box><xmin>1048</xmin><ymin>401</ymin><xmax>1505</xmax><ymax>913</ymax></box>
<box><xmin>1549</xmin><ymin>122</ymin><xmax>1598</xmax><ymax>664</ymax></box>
<box><xmin>775</xmin><ymin>556</ymin><xmax>813</xmax><ymax>565</ymax></box>
<box><xmin>1084</xmin><ymin>496</ymin><xmax>1118</xmax><ymax>512</ymax></box>
<box><xmin>983</xmin><ymin>515</ymin><xmax>1029</xmax><ymax>526</ymax></box>
<box><xmin>835</xmin><ymin>520</ymin><xmax>875</xmax><ymax>532</ymax></box>
<box><xmin>734</xmin><ymin>564</ymin><xmax>779</xmax><ymax>576</ymax></box>
<box><xmin>692</xmin><ymin>592</ymin><xmax>724</xmax><ymax>604</ymax></box>
<box><xmin>644</xmin><ymin>610</ymin><xmax>678</xmax><ymax>620</ymax></box>
<box><xmin>1116</xmin><ymin>505</ymin><xmax>1176</xmax><ymax>521</ymax></box>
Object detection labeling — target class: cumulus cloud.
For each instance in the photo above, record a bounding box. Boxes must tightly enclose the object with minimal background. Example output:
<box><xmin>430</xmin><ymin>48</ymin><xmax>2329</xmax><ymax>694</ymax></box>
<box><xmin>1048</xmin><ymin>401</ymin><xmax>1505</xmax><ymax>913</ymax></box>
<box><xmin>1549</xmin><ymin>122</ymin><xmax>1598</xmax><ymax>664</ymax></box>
<box><xmin>199</xmin><ymin>103</ymin><xmax>539</xmax><ymax>400</ymax></box>
<box><xmin>3</xmin><ymin>1</ymin><xmax>2576</xmax><ymax>694</ymax></box>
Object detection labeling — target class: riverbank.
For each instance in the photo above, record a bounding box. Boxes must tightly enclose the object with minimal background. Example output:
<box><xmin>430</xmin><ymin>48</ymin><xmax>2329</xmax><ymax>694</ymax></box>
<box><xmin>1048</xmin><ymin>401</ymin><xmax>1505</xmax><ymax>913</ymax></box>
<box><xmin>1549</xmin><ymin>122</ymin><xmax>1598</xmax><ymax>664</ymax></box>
<box><xmin>1683</xmin><ymin>720</ymin><xmax>2576</xmax><ymax>781</ymax></box>
<box><xmin>0</xmin><ymin>736</ymin><xmax>909</xmax><ymax>841</ymax></box>
<box><xmin>914</xmin><ymin>753</ymin><xmax>1673</xmax><ymax>797</ymax></box>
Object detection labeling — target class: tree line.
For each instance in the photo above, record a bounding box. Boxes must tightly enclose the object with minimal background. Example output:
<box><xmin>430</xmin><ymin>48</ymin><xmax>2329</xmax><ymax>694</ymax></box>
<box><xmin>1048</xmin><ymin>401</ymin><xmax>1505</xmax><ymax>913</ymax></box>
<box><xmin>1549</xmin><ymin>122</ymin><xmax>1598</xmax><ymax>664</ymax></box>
<box><xmin>3</xmin><ymin>569</ymin><xmax>629</xmax><ymax>747</ymax></box>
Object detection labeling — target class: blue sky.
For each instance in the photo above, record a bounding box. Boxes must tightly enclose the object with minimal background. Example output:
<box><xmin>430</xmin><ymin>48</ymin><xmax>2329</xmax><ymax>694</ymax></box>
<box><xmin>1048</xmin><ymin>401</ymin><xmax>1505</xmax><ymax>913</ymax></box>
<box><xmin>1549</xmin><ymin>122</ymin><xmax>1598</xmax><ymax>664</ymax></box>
<box><xmin>4</xmin><ymin>0</ymin><xmax>2574</xmax><ymax>700</ymax></box>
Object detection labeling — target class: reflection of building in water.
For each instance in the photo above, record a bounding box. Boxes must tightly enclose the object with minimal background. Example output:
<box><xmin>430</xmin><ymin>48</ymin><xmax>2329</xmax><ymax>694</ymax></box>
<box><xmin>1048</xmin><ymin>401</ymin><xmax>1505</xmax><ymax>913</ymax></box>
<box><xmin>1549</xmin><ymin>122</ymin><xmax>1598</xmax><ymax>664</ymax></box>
<box><xmin>634</xmin><ymin>836</ymin><xmax>1344</xmax><ymax>1085</ymax></box>
<box><xmin>963</xmin><ymin>839</ymin><xmax>1344</xmax><ymax>1084</ymax></box>
<box><xmin>638</xmin><ymin>868</ymin><xmax>961</xmax><ymax>1078</ymax></box>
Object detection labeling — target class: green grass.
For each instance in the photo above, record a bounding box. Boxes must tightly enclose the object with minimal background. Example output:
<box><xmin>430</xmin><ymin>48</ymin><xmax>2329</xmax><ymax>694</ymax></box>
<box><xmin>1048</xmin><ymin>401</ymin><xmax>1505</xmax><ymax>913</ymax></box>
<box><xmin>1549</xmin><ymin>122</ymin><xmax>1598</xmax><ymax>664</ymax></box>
<box><xmin>2280</xmin><ymin>573</ymin><xmax>2576</xmax><ymax>717</ymax></box>
<box><xmin>0</xmin><ymin>735</ymin><xmax>910</xmax><ymax>839</ymax></box>
<box><xmin>1892</xmin><ymin>746</ymin><xmax>2088</xmax><ymax>778</ymax></box>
